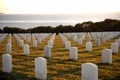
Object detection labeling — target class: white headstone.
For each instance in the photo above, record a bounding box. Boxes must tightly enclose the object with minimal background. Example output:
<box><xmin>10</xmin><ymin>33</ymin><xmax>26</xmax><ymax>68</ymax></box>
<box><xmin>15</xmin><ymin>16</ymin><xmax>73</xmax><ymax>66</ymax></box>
<box><xmin>69</xmin><ymin>47</ymin><xmax>78</xmax><ymax>60</ymax></box>
<box><xmin>86</xmin><ymin>41</ymin><xmax>92</xmax><ymax>52</ymax></box>
<box><xmin>35</xmin><ymin>57</ymin><xmax>47</xmax><ymax>79</ymax></box>
<box><xmin>111</xmin><ymin>42</ymin><xmax>118</xmax><ymax>54</ymax></box>
<box><xmin>38</xmin><ymin>38</ymin><xmax>42</xmax><ymax>43</ymax></box>
<box><xmin>102</xmin><ymin>35</ymin><xmax>106</xmax><ymax>43</ymax></box>
<box><xmin>6</xmin><ymin>43</ymin><xmax>12</xmax><ymax>54</ymax></box>
<box><xmin>20</xmin><ymin>40</ymin><xmax>24</xmax><ymax>47</ymax></box>
<box><xmin>8</xmin><ymin>38</ymin><xmax>11</xmax><ymax>43</ymax></box>
<box><xmin>2</xmin><ymin>54</ymin><xmax>12</xmax><ymax>73</ymax></box>
<box><xmin>82</xmin><ymin>63</ymin><xmax>98</xmax><ymax>80</ymax></box>
<box><xmin>65</xmin><ymin>41</ymin><xmax>71</xmax><ymax>50</ymax></box>
<box><xmin>102</xmin><ymin>49</ymin><xmax>112</xmax><ymax>64</ymax></box>
<box><xmin>78</xmin><ymin>38</ymin><xmax>82</xmax><ymax>46</ymax></box>
<box><xmin>95</xmin><ymin>39</ymin><xmax>100</xmax><ymax>46</ymax></box>
<box><xmin>73</xmin><ymin>36</ymin><xmax>77</xmax><ymax>42</ymax></box>
<box><xmin>44</xmin><ymin>45</ymin><xmax>51</xmax><ymax>58</ymax></box>
<box><xmin>48</xmin><ymin>40</ymin><xmax>53</xmax><ymax>48</ymax></box>
<box><xmin>86</xmin><ymin>33</ymin><xmax>91</xmax><ymax>42</ymax></box>
<box><xmin>116</xmin><ymin>39</ymin><xmax>120</xmax><ymax>48</ymax></box>
<box><xmin>33</xmin><ymin>40</ymin><xmax>37</xmax><ymax>48</ymax></box>
<box><xmin>23</xmin><ymin>44</ymin><xmax>30</xmax><ymax>55</ymax></box>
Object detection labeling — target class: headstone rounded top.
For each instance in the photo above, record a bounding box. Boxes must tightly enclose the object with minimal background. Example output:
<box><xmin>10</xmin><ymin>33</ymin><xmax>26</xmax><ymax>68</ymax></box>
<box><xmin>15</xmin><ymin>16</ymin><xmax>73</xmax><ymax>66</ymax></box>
<box><xmin>112</xmin><ymin>42</ymin><xmax>118</xmax><ymax>45</ymax></box>
<box><xmin>71</xmin><ymin>47</ymin><xmax>77</xmax><ymax>49</ymax></box>
<box><xmin>25</xmin><ymin>44</ymin><xmax>29</xmax><ymax>46</ymax></box>
<box><xmin>35</xmin><ymin>57</ymin><xmax>46</xmax><ymax>61</ymax></box>
<box><xmin>3</xmin><ymin>54</ymin><xmax>11</xmax><ymax>56</ymax></box>
<box><xmin>82</xmin><ymin>63</ymin><xmax>97</xmax><ymax>68</ymax></box>
<box><xmin>46</xmin><ymin>45</ymin><xmax>51</xmax><ymax>47</ymax></box>
<box><xmin>102</xmin><ymin>49</ymin><xmax>112</xmax><ymax>52</ymax></box>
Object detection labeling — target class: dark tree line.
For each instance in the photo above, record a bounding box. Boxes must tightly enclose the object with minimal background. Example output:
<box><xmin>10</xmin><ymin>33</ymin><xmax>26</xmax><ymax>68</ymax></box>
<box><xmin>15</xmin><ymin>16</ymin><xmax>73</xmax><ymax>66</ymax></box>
<box><xmin>0</xmin><ymin>19</ymin><xmax>120</xmax><ymax>34</ymax></box>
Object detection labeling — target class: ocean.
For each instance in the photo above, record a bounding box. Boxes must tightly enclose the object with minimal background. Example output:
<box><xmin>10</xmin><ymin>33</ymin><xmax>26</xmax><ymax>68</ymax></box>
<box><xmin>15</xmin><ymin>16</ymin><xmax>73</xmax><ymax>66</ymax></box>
<box><xmin>0</xmin><ymin>13</ymin><xmax>119</xmax><ymax>29</ymax></box>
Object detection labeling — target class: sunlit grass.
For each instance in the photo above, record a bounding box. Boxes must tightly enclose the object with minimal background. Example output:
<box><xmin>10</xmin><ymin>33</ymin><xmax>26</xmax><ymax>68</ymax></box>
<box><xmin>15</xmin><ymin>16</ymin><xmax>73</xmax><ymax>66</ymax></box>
<box><xmin>0</xmin><ymin>34</ymin><xmax>120</xmax><ymax>80</ymax></box>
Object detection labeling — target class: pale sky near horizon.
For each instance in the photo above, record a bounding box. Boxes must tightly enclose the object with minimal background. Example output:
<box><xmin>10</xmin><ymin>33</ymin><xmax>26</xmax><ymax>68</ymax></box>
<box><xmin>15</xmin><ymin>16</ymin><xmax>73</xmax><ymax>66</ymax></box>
<box><xmin>0</xmin><ymin>0</ymin><xmax>120</xmax><ymax>14</ymax></box>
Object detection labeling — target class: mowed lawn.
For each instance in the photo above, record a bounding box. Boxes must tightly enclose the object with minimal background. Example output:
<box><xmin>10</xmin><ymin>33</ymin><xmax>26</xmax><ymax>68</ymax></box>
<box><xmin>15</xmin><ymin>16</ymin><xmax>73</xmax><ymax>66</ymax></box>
<box><xmin>0</xmin><ymin>34</ymin><xmax>120</xmax><ymax>80</ymax></box>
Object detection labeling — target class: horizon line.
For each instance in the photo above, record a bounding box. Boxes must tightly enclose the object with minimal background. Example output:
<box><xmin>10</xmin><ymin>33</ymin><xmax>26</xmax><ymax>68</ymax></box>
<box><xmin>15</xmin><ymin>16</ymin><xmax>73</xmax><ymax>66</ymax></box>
<box><xmin>1</xmin><ymin>12</ymin><xmax>120</xmax><ymax>15</ymax></box>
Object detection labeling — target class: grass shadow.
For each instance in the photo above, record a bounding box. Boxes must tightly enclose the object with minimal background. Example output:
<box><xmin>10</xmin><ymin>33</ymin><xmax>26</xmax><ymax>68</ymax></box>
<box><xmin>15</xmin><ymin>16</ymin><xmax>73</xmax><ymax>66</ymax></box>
<box><xmin>0</xmin><ymin>71</ymin><xmax>37</xmax><ymax>80</ymax></box>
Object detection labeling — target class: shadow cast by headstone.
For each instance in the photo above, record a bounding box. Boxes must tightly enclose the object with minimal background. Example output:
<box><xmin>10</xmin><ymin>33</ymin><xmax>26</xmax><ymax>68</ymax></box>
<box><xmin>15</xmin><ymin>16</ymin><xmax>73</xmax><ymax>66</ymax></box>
<box><xmin>52</xmin><ymin>49</ymin><xmax>68</xmax><ymax>52</ymax></box>
<box><xmin>47</xmin><ymin>58</ymin><xmax>78</xmax><ymax>65</ymax></box>
<box><xmin>112</xmin><ymin>75</ymin><xmax>120</xmax><ymax>80</ymax></box>
<box><xmin>0</xmin><ymin>71</ymin><xmax>37</xmax><ymax>80</ymax></box>
<box><xmin>47</xmin><ymin>65</ymin><xmax>81</xmax><ymax>79</ymax></box>
<box><xmin>96</xmin><ymin>63</ymin><xmax>112</xmax><ymax>66</ymax></box>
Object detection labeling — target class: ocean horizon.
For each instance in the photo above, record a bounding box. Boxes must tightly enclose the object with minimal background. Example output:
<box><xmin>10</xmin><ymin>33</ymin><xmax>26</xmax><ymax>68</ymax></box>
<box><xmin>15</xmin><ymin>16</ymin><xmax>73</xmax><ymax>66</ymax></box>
<box><xmin>0</xmin><ymin>13</ymin><xmax>120</xmax><ymax>29</ymax></box>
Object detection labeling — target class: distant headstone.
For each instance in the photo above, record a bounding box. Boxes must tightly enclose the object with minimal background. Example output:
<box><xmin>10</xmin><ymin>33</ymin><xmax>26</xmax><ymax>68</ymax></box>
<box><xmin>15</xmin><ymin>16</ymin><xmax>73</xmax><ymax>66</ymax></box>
<box><xmin>111</xmin><ymin>42</ymin><xmax>118</xmax><ymax>54</ymax></box>
<box><xmin>102</xmin><ymin>49</ymin><xmax>112</xmax><ymax>64</ymax></box>
<box><xmin>6</xmin><ymin>43</ymin><xmax>12</xmax><ymax>54</ymax></box>
<box><xmin>44</xmin><ymin>45</ymin><xmax>51</xmax><ymax>58</ymax></box>
<box><xmin>35</xmin><ymin>57</ymin><xmax>47</xmax><ymax>79</ymax></box>
<box><xmin>95</xmin><ymin>39</ymin><xmax>100</xmax><ymax>46</ymax></box>
<box><xmin>48</xmin><ymin>40</ymin><xmax>53</xmax><ymax>48</ymax></box>
<box><xmin>38</xmin><ymin>38</ymin><xmax>42</xmax><ymax>43</ymax></box>
<box><xmin>78</xmin><ymin>38</ymin><xmax>82</xmax><ymax>46</ymax></box>
<box><xmin>33</xmin><ymin>40</ymin><xmax>37</xmax><ymax>48</ymax></box>
<box><xmin>116</xmin><ymin>39</ymin><xmax>120</xmax><ymax>48</ymax></box>
<box><xmin>86</xmin><ymin>41</ymin><xmax>92</xmax><ymax>52</ymax></box>
<box><xmin>86</xmin><ymin>33</ymin><xmax>91</xmax><ymax>42</ymax></box>
<box><xmin>69</xmin><ymin>47</ymin><xmax>78</xmax><ymax>60</ymax></box>
<box><xmin>82</xmin><ymin>63</ymin><xmax>98</xmax><ymax>80</ymax></box>
<box><xmin>65</xmin><ymin>41</ymin><xmax>71</xmax><ymax>50</ymax></box>
<box><xmin>20</xmin><ymin>40</ymin><xmax>24</xmax><ymax>48</ymax></box>
<box><xmin>8</xmin><ymin>38</ymin><xmax>11</xmax><ymax>43</ymax></box>
<box><xmin>23</xmin><ymin>44</ymin><xmax>30</xmax><ymax>55</ymax></box>
<box><xmin>73</xmin><ymin>36</ymin><xmax>77</xmax><ymax>42</ymax></box>
<box><xmin>2</xmin><ymin>54</ymin><xmax>12</xmax><ymax>73</ymax></box>
<box><xmin>102</xmin><ymin>35</ymin><xmax>106</xmax><ymax>43</ymax></box>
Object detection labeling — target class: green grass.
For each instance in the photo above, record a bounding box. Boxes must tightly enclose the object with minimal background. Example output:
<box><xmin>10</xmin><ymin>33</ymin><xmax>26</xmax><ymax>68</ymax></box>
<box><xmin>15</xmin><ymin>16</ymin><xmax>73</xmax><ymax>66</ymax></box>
<box><xmin>0</xmin><ymin>34</ymin><xmax>120</xmax><ymax>80</ymax></box>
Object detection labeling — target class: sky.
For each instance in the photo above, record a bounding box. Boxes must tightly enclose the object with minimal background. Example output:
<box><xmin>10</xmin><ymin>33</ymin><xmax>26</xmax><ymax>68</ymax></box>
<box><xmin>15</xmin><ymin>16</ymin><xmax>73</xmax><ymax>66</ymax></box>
<box><xmin>0</xmin><ymin>0</ymin><xmax>120</xmax><ymax>14</ymax></box>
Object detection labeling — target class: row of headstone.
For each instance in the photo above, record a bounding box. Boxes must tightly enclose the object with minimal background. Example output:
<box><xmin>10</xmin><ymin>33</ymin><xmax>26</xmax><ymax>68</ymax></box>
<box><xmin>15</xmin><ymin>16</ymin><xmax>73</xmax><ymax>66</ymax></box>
<box><xmin>5</xmin><ymin>53</ymin><xmax>118</xmax><ymax>80</ymax></box>
<box><xmin>23</xmin><ymin>44</ymin><xmax>30</xmax><ymax>55</ymax></box>
<box><xmin>64</xmin><ymin>33</ymin><xmax>93</xmax><ymax>52</ymax></box>
<box><xmin>13</xmin><ymin>33</ymin><xmax>51</xmax><ymax>56</ymax></box>
<box><xmin>116</xmin><ymin>38</ymin><xmax>120</xmax><ymax>48</ymax></box>
<box><xmin>0</xmin><ymin>34</ymin><xmax>8</xmax><ymax>42</ymax></box>
<box><xmin>47</xmin><ymin>33</ymin><xmax>56</xmax><ymax>48</ymax></box>
<box><xmin>14</xmin><ymin>34</ymin><xmax>24</xmax><ymax>48</ymax></box>
<box><xmin>32</xmin><ymin>33</ymin><xmax>51</xmax><ymax>48</ymax></box>
<box><xmin>3</xmin><ymin>52</ymin><xmax>117</xmax><ymax>80</ymax></box>
<box><xmin>18</xmin><ymin>33</ymin><xmax>50</xmax><ymax>45</ymax></box>
<box><xmin>2</xmin><ymin>54</ymin><xmax>46</xmax><ymax>79</ymax></box>
<box><xmin>59</xmin><ymin>33</ymin><xmax>78</xmax><ymax>60</ymax></box>
<box><xmin>63</xmin><ymin>33</ymin><xmax>88</xmax><ymax>48</ymax></box>
<box><xmin>64</xmin><ymin>32</ymin><xmax>120</xmax><ymax>51</ymax></box>
<box><xmin>59</xmin><ymin>33</ymin><xmax>67</xmax><ymax>44</ymax></box>
<box><xmin>92</xmin><ymin>32</ymin><xmax>120</xmax><ymax>44</ymax></box>
<box><xmin>6</xmin><ymin>43</ymin><xmax>12</xmax><ymax>54</ymax></box>
<box><xmin>102</xmin><ymin>43</ymin><xmax>119</xmax><ymax>64</ymax></box>
<box><xmin>44</xmin><ymin>33</ymin><xmax>56</xmax><ymax>58</ymax></box>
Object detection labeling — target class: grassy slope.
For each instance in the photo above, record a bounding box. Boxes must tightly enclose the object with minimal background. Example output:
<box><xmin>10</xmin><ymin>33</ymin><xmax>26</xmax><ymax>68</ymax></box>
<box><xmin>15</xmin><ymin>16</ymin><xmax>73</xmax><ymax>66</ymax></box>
<box><xmin>0</xmin><ymin>34</ymin><xmax>120</xmax><ymax>80</ymax></box>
